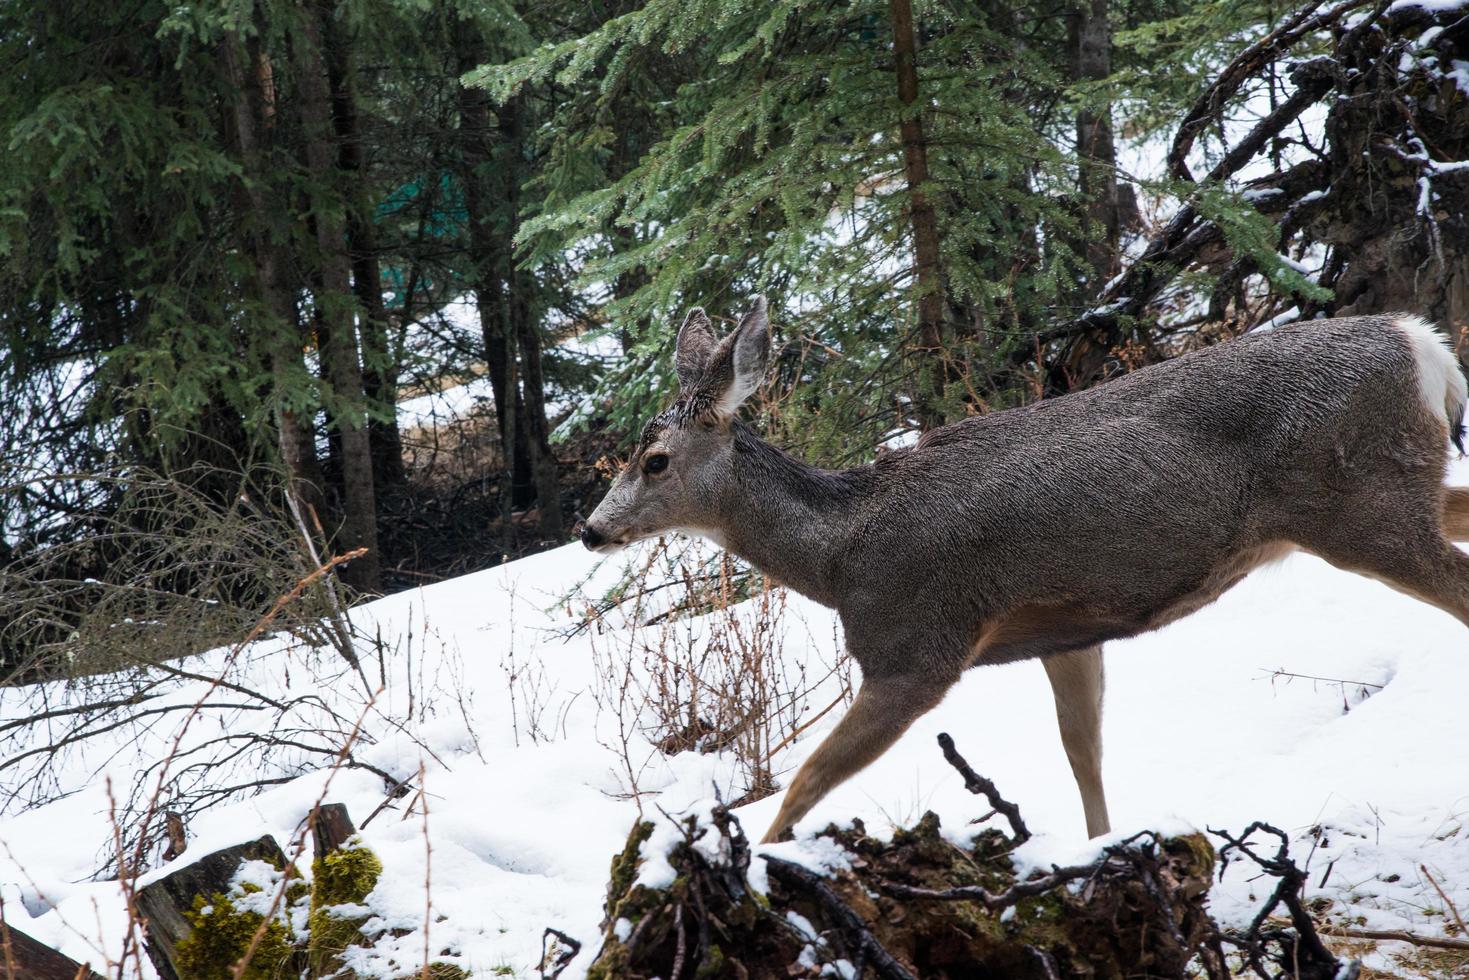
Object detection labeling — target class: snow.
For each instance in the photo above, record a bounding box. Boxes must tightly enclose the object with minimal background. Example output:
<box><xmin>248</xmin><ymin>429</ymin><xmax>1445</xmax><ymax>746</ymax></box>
<box><xmin>1389</xmin><ymin>0</ymin><xmax>1469</xmax><ymax>13</ymax></box>
<box><xmin>4</xmin><ymin>460</ymin><xmax>1469</xmax><ymax>977</ymax></box>
<box><xmin>396</xmin><ymin>375</ymin><xmax>496</xmax><ymax>432</ymax></box>
<box><xmin>1251</xmin><ymin>307</ymin><xmax>1302</xmax><ymax>332</ymax></box>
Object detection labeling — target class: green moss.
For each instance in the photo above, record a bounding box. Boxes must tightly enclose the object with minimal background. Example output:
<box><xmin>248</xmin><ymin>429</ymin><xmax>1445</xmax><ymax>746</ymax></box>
<box><xmin>888</xmin><ymin>810</ymin><xmax>943</xmax><ymax>847</ymax></box>
<box><xmin>285</xmin><ymin>877</ymin><xmax>311</xmax><ymax>906</ymax></box>
<box><xmin>306</xmin><ymin>835</ymin><xmax>384</xmax><ymax>978</ymax></box>
<box><xmin>585</xmin><ymin>943</ymin><xmax>630</xmax><ymax>980</ymax></box>
<box><xmin>604</xmin><ymin>819</ymin><xmax>654</xmax><ymax>922</ymax></box>
<box><xmin>173</xmin><ymin>891</ymin><xmax>297</xmax><ymax>980</ymax></box>
<box><xmin>692</xmin><ymin>942</ymin><xmax>728</xmax><ymax>977</ymax></box>
<box><xmin>1171</xmin><ymin>833</ymin><xmax>1217</xmax><ymax>881</ymax></box>
<box><xmin>1010</xmin><ymin>891</ymin><xmax>1074</xmax><ymax>956</ymax></box>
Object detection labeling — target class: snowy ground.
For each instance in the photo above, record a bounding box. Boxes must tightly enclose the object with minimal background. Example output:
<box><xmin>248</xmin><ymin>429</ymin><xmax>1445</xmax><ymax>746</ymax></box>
<box><xmin>3</xmin><ymin>461</ymin><xmax>1468</xmax><ymax>977</ymax></box>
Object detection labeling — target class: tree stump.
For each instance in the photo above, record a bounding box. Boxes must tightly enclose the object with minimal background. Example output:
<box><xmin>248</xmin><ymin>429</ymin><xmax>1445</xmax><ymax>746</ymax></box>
<box><xmin>134</xmin><ymin>834</ymin><xmax>287</xmax><ymax>980</ymax></box>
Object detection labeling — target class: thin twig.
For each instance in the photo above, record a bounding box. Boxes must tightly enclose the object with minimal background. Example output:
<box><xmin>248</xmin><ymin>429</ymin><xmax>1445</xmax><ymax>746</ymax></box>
<box><xmin>763</xmin><ymin>685</ymin><xmax>851</xmax><ymax>763</ymax></box>
<box><xmin>1420</xmin><ymin>864</ymin><xmax>1468</xmax><ymax>938</ymax></box>
<box><xmin>1263</xmin><ymin>667</ymin><xmax>1384</xmax><ymax>690</ymax></box>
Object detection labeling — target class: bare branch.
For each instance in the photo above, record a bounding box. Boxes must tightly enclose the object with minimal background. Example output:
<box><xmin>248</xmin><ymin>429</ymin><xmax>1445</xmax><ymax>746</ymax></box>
<box><xmin>937</xmin><ymin>732</ymin><xmax>1029</xmax><ymax>843</ymax></box>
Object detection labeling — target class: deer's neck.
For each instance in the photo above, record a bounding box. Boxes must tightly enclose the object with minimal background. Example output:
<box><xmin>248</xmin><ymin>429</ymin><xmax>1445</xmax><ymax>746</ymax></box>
<box><xmin>711</xmin><ymin>423</ymin><xmax>870</xmax><ymax>607</ymax></box>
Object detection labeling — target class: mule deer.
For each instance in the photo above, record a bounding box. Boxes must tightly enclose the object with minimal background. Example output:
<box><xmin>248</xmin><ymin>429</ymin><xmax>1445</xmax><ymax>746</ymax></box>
<box><xmin>581</xmin><ymin>296</ymin><xmax>1469</xmax><ymax>844</ymax></box>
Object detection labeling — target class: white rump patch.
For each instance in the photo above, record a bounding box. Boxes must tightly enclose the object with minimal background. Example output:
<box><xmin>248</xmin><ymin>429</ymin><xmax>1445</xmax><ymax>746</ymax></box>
<box><xmin>1392</xmin><ymin>315</ymin><xmax>1467</xmax><ymax>444</ymax></box>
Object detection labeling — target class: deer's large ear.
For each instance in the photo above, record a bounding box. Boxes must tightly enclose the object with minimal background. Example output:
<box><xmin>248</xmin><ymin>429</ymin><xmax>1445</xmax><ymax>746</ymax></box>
<box><xmin>705</xmin><ymin>295</ymin><xmax>771</xmax><ymax>418</ymax></box>
<box><xmin>675</xmin><ymin>307</ymin><xmax>718</xmax><ymax>389</ymax></box>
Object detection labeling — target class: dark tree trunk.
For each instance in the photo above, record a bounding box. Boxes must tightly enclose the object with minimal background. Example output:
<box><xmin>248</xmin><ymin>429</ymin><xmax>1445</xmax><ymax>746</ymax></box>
<box><xmin>888</xmin><ymin>0</ymin><xmax>949</xmax><ymax>431</ymax></box>
<box><xmin>498</xmin><ymin>99</ymin><xmax>565</xmax><ymax>540</ymax></box>
<box><xmin>454</xmin><ymin>25</ymin><xmax>564</xmax><ymax>539</ymax></box>
<box><xmin>221</xmin><ymin>33</ymin><xmax>327</xmax><ymax>521</ymax></box>
<box><xmin>606</xmin><ymin>103</ymin><xmax>654</xmax><ymax>355</ymax></box>
<box><xmin>323</xmin><ymin>12</ymin><xmax>405</xmax><ymax>494</ymax></box>
<box><xmin>292</xmin><ymin>0</ymin><xmax>381</xmax><ymax>591</ymax></box>
<box><xmin>1060</xmin><ymin>0</ymin><xmax>1121</xmax><ymax>391</ymax></box>
<box><xmin>1069</xmin><ymin>0</ymin><xmax>1119</xmax><ymax>287</ymax></box>
<box><xmin>454</xmin><ymin>40</ymin><xmax>532</xmax><ymax>515</ymax></box>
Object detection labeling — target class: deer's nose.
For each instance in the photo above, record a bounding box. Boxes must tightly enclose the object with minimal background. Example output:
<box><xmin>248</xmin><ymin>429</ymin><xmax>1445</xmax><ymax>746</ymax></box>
<box><xmin>580</xmin><ymin>524</ymin><xmax>607</xmax><ymax>550</ymax></box>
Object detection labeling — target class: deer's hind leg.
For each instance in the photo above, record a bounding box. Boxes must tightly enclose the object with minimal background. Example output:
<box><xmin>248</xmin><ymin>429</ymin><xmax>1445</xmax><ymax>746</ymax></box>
<box><xmin>1043</xmin><ymin>646</ymin><xmax>1110</xmax><ymax>838</ymax></box>
<box><xmin>1444</xmin><ymin>486</ymin><xmax>1469</xmax><ymax>541</ymax></box>
<box><xmin>973</xmin><ymin>611</ymin><xmax>1141</xmax><ymax>839</ymax></box>
<box><xmin>1296</xmin><ymin>485</ymin><xmax>1469</xmax><ymax>628</ymax></box>
<box><xmin>1312</xmin><ymin>535</ymin><xmax>1469</xmax><ymax>628</ymax></box>
<box><xmin>760</xmin><ymin>670</ymin><xmax>958</xmax><ymax>844</ymax></box>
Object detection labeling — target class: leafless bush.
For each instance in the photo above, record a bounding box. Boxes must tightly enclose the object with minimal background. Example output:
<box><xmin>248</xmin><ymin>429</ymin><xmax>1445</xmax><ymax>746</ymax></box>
<box><xmin>0</xmin><ymin>554</ymin><xmax>403</xmax><ymax>872</ymax></box>
<box><xmin>587</xmin><ymin>540</ymin><xmax>849</xmax><ymax>808</ymax></box>
<box><xmin>503</xmin><ymin>646</ymin><xmax>576</xmax><ymax>749</ymax></box>
<box><xmin>0</xmin><ymin>458</ymin><xmax>401</xmax><ymax>869</ymax></box>
<box><xmin>0</xmin><ymin>461</ymin><xmax>354</xmax><ymax>685</ymax></box>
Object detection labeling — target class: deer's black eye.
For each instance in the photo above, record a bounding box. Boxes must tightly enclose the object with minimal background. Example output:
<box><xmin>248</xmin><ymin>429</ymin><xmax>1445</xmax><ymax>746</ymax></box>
<box><xmin>642</xmin><ymin>452</ymin><xmax>669</xmax><ymax>476</ymax></box>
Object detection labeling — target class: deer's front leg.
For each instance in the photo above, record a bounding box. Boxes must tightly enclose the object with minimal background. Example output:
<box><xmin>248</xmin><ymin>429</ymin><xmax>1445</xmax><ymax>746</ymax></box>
<box><xmin>760</xmin><ymin>671</ymin><xmax>956</xmax><ymax>844</ymax></box>
<box><xmin>1042</xmin><ymin>645</ymin><xmax>1110</xmax><ymax>838</ymax></box>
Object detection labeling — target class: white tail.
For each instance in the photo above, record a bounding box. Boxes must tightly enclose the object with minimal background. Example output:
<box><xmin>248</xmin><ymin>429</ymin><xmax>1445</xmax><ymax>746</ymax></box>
<box><xmin>1394</xmin><ymin>315</ymin><xmax>1467</xmax><ymax>451</ymax></box>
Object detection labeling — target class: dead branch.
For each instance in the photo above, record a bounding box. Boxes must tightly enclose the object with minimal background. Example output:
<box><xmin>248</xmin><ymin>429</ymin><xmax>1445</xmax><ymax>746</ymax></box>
<box><xmin>937</xmin><ymin>732</ymin><xmax>1030</xmax><ymax>843</ymax></box>
<box><xmin>1211</xmin><ymin>822</ymin><xmax>1350</xmax><ymax>980</ymax></box>
<box><xmin>539</xmin><ymin>928</ymin><xmax>581</xmax><ymax>979</ymax></box>
<box><xmin>879</xmin><ymin>829</ymin><xmax>1161</xmax><ymax>909</ymax></box>
<box><xmin>1316</xmin><ymin>924</ymin><xmax>1469</xmax><ymax>951</ymax></box>
<box><xmin>1169</xmin><ymin>0</ymin><xmax>1368</xmax><ymax>181</ymax></box>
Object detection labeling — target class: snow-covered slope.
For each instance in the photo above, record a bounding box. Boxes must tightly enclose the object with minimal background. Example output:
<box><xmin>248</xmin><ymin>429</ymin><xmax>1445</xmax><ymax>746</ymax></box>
<box><xmin>3</xmin><ymin>465</ymin><xmax>1468</xmax><ymax>977</ymax></box>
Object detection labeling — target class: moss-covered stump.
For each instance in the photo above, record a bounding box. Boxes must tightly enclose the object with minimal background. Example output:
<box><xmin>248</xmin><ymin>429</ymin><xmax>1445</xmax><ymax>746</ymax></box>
<box><xmin>172</xmin><ymin>883</ymin><xmax>302</xmax><ymax>980</ymax></box>
<box><xmin>136</xmin><ymin>834</ymin><xmax>297</xmax><ymax>980</ymax></box>
<box><xmin>135</xmin><ymin>806</ymin><xmax>449</xmax><ymax>980</ymax></box>
<box><xmin>586</xmin><ymin>807</ymin><xmax>1222</xmax><ymax>979</ymax></box>
<box><xmin>306</xmin><ymin>832</ymin><xmax>384</xmax><ymax>978</ymax></box>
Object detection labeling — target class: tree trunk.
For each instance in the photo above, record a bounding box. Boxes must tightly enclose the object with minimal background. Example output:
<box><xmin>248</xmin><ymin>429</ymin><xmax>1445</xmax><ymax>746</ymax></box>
<box><xmin>1070</xmin><ymin>0</ymin><xmax>1119</xmax><ymax>287</ymax></box>
<box><xmin>888</xmin><ymin>0</ymin><xmax>949</xmax><ymax>431</ymax></box>
<box><xmin>498</xmin><ymin>100</ymin><xmax>565</xmax><ymax>540</ymax></box>
<box><xmin>454</xmin><ymin>43</ymin><xmax>530</xmax><ymax>519</ymax></box>
<box><xmin>221</xmin><ymin>32</ymin><xmax>327</xmax><ymax>521</ymax></box>
<box><xmin>1059</xmin><ymin>0</ymin><xmax>1121</xmax><ymax>391</ymax></box>
<box><xmin>323</xmin><ymin>12</ymin><xmax>405</xmax><ymax>494</ymax></box>
<box><xmin>292</xmin><ymin>0</ymin><xmax>381</xmax><ymax>591</ymax></box>
<box><xmin>454</xmin><ymin>25</ymin><xmax>563</xmax><ymax>540</ymax></box>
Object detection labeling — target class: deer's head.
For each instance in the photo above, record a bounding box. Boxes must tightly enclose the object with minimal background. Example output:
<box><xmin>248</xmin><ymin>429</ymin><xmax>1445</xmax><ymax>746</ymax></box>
<box><xmin>580</xmin><ymin>296</ymin><xmax>771</xmax><ymax>553</ymax></box>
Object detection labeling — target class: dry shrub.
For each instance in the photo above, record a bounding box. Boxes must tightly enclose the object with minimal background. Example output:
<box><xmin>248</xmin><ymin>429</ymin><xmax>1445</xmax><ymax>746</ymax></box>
<box><xmin>0</xmin><ymin>461</ymin><xmax>403</xmax><ymax>868</ymax></box>
<box><xmin>586</xmin><ymin>540</ymin><xmax>850</xmax><ymax>809</ymax></box>
<box><xmin>0</xmin><ymin>461</ymin><xmax>349</xmax><ymax>685</ymax></box>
